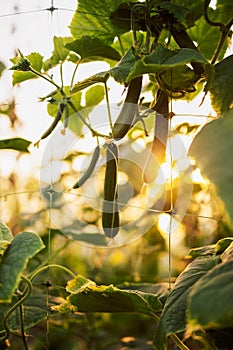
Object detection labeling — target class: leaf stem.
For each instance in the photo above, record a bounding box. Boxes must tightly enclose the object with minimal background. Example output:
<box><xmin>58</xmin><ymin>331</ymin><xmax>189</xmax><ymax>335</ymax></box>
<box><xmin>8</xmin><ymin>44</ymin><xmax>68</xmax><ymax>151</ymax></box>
<box><xmin>29</xmin><ymin>67</ymin><xmax>60</xmax><ymax>89</ymax></box>
<box><xmin>104</xmin><ymin>82</ymin><xmax>113</xmax><ymax>130</ymax></box>
<box><xmin>66</xmin><ymin>99</ymin><xmax>107</xmax><ymax>138</ymax></box>
<box><xmin>60</xmin><ymin>62</ymin><xmax>64</xmax><ymax>88</ymax></box>
<box><xmin>169</xmin><ymin>334</ymin><xmax>191</xmax><ymax>350</ymax></box>
<box><xmin>70</xmin><ymin>58</ymin><xmax>81</xmax><ymax>89</ymax></box>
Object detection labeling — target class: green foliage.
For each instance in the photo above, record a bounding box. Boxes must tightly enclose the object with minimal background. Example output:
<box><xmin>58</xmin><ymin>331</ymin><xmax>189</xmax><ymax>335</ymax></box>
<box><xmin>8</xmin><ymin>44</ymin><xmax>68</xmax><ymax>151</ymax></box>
<box><xmin>210</xmin><ymin>55</ymin><xmax>233</xmax><ymax>113</ymax></box>
<box><xmin>3</xmin><ymin>0</ymin><xmax>233</xmax><ymax>348</ymax></box>
<box><xmin>189</xmin><ymin>109</ymin><xmax>233</xmax><ymax>226</ymax></box>
<box><xmin>153</xmin><ymin>255</ymin><xmax>218</xmax><ymax>349</ymax></box>
<box><xmin>11</xmin><ymin>52</ymin><xmax>43</xmax><ymax>85</ymax></box>
<box><xmin>187</xmin><ymin>247</ymin><xmax>233</xmax><ymax>332</ymax></box>
<box><xmin>69</xmin><ymin>0</ymin><xmax>135</xmax><ymax>44</ymax></box>
<box><xmin>0</xmin><ymin>61</ymin><xmax>5</xmax><ymax>77</ymax></box>
<box><xmin>55</xmin><ymin>274</ymin><xmax>163</xmax><ymax>315</ymax></box>
<box><xmin>65</xmin><ymin>36</ymin><xmax>121</xmax><ymax>61</ymax></box>
<box><xmin>0</xmin><ymin>138</ymin><xmax>31</xmax><ymax>152</ymax></box>
<box><xmin>0</xmin><ymin>231</ymin><xmax>44</xmax><ymax>303</ymax></box>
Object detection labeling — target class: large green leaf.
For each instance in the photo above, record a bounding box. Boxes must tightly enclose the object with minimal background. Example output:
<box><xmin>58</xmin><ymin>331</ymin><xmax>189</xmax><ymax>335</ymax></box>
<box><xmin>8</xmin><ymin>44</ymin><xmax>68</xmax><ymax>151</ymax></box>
<box><xmin>210</xmin><ymin>55</ymin><xmax>233</xmax><ymax>114</ymax></box>
<box><xmin>0</xmin><ymin>138</ymin><xmax>31</xmax><ymax>152</ymax></box>
<box><xmin>11</xmin><ymin>52</ymin><xmax>43</xmax><ymax>85</ymax></box>
<box><xmin>69</xmin><ymin>0</ymin><xmax>133</xmax><ymax>44</ymax></box>
<box><xmin>126</xmin><ymin>46</ymin><xmax>213</xmax><ymax>84</ymax></box>
<box><xmin>187</xmin><ymin>244</ymin><xmax>233</xmax><ymax>332</ymax></box>
<box><xmin>65</xmin><ymin>36</ymin><xmax>121</xmax><ymax>61</ymax></box>
<box><xmin>153</xmin><ymin>255</ymin><xmax>217</xmax><ymax>350</ymax></box>
<box><xmin>56</xmin><ymin>274</ymin><xmax>163</xmax><ymax>315</ymax></box>
<box><xmin>0</xmin><ymin>232</ymin><xmax>44</xmax><ymax>303</ymax></box>
<box><xmin>188</xmin><ymin>15</ymin><xmax>228</xmax><ymax>61</ymax></box>
<box><xmin>189</xmin><ymin>110</ymin><xmax>233</xmax><ymax>226</ymax></box>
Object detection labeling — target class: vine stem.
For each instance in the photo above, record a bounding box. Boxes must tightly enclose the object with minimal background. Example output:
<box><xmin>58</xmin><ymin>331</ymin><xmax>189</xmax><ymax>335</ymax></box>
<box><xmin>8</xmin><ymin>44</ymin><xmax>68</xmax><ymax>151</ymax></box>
<box><xmin>0</xmin><ymin>276</ymin><xmax>32</xmax><ymax>343</ymax></box>
<box><xmin>169</xmin><ymin>334</ymin><xmax>191</xmax><ymax>350</ymax></box>
<box><xmin>29</xmin><ymin>67</ymin><xmax>60</xmax><ymax>89</ymax></box>
<box><xmin>19</xmin><ymin>302</ymin><xmax>29</xmax><ymax>350</ymax></box>
<box><xmin>29</xmin><ymin>264</ymin><xmax>76</xmax><ymax>282</ymax></box>
<box><xmin>104</xmin><ymin>82</ymin><xmax>113</xmax><ymax>130</ymax></box>
<box><xmin>204</xmin><ymin>0</ymin><xmax>233</xmax><ymax>64</ymax></box>
<box><xmin>70</xmin><ymin>58</ymin><xmax>81</xmax><ymax>89</ymax></box>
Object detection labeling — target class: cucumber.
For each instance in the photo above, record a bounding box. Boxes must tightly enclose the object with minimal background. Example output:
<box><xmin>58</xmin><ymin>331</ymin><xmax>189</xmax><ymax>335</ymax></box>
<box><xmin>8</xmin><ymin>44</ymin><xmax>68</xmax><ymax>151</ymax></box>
<box><xmin>143</xmin><ymin>90</ymin><xmax>169</xmax><ymax>183</ymax></box>
<box><xmin>41</xmin><ymin>103</ymin><xmax>65</xmax><ymax>140</ymax></box>
<box><xmin>73</xmin><ymin>145</ymin><xmax>100</xmax><ymax>189</ymax></box>
<box><xmin>102</xmin><ymin>142</ymin><xmax>120</xmax><ymax>238</ymax></box>
<box><xmin>113</xmin><ymin>76</ymin><xmax>142</xmax><ymax>140</ymax></box>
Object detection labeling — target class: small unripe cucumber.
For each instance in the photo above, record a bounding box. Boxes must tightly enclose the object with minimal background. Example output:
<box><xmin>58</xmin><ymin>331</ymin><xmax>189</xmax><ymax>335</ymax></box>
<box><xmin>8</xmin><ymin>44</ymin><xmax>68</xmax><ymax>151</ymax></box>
<box><xmin>102</xmin><ymin>142</ymin><xmax>119</xmax><ymax>238</ymax></box>
<box><xmin>73</xmin><ymin>145</ymin><xmax>100</xmax><ymax>189</ymax></box>
<box><xmin>41</xmin><ymin>103</ymin><xmax>65</xmax><ymax>140</ymax></box>
<box><xmin>113</xmin><ymin>76</ymin><xmax>142</xmax><ymax>140</ymax></box>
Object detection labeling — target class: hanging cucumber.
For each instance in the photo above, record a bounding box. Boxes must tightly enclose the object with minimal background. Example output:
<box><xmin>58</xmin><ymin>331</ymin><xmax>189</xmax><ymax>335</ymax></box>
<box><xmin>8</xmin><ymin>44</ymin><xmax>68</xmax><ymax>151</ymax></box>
<box><xmin>143</xmin><ymin>90</ymin><xmax>169</xmax><ymax>183</ymax></box>
<box><xmin>102</xmin><ymin>142</ymin><xmax>119</xmax><ymax>238</ymax></box>
<box><xmin>113</xmin><ymin>76</ymin><xmax>142</xmax><ymax>140</ymax></box>
<box><xmin>41</xmin><ymin>103</ymin><xmax>65</xmax><ymax>140</ymax></box>
<box><xmin>73</xmin><ymin>145</ymin><xmax>100</xmax><ymax>189</ymax></box>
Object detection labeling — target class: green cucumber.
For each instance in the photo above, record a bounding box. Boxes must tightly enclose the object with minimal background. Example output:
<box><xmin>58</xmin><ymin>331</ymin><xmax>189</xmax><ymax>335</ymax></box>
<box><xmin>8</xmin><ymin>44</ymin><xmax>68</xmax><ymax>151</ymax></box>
<box><xmin>143</xmin><ymin>91</ymin><xmax>169</xmax><ymax>183</ymax></box>
<box><xmin>73</xmin><ymin>145</ymin><xmax>100</xmax><ymax>189</ymax></box>
<box><xmin>113</xmin><ymin>76</ymin><xmax>142</xmax><ymax>140</ymax></box>
<box><xmin>102</xmin><ymin>142</ymin><xmax>120</xmax><ymax>238</ymax></box>
<box><xmin>41</xmin><ymin>103</ymin><xmax>65</xmax><ymax>140</ymax></box>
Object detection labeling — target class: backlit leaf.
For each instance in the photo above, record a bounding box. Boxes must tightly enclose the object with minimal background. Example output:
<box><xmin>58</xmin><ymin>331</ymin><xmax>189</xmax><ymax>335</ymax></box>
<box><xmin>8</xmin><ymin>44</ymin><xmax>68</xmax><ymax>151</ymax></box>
<box><xmin>65</xmin><ymin>36</ymin><xmax>121</xmax><ymax>61</ymax></box>
<box><xmin>70</xmin><ymin>0</ymin><xmax>133</xmax><ymax>44</ymax></box>
<box><xmin>126</xmin><ymin>46</ymin><xmax>213</xmax><ymax>85</ymax></box>
<box><xmin>57</xmin><ymin>274</ymin><xmax>163</xmax><ymax>315</ymax></box>
<box><xmin>210</xmin><ymin>55</ymin><xmax>233</xmax><ymax>114</ymax></box>
<box><xmin>11</xmin><ymin>52</ymin><xmax>43</xmax><ymax>85</ymax></box>
<box><xmin>189</xmin><ymin>110</ymin><xmax>233</xmax><ymax>226</ymax></box>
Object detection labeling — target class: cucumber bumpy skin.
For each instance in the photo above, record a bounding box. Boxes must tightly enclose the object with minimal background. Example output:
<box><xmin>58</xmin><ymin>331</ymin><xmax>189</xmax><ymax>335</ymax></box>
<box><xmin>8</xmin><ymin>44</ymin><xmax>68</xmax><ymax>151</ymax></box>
<box><xmin>73</xmin><ymin>145</ymin><xmax>100</xmax><ymax>189</ymax></box>
<box><xmin>102</xmin><ymin>142</ymin><xmax>120</xmax><ymax>238</ymax></box>
<box><xmin>113</xmin><ymin>76</ymin><xmax>142</xmax><ymax>140</ymax></box>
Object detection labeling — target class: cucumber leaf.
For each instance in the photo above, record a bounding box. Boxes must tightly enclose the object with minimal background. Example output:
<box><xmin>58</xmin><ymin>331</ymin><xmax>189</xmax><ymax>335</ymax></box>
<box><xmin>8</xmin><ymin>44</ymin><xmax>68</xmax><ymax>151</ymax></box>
<box><xmin>189</xmin><ymin>109</ymin><xmax>233</xmax><ymax>226</ymax></box>
<box><xmin>0</xmin><ymin>232</ymin><xmax>45</xmax><ymax>303</ymax></box>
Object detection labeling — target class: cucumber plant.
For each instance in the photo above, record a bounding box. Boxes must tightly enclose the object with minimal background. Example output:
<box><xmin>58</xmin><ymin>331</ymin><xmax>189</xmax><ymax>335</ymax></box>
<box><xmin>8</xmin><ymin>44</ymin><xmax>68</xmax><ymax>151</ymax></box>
<box><xmin>2</xmin><ymin>0</ymin><xmax>233</xmax><ymax>349</ymax></box>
